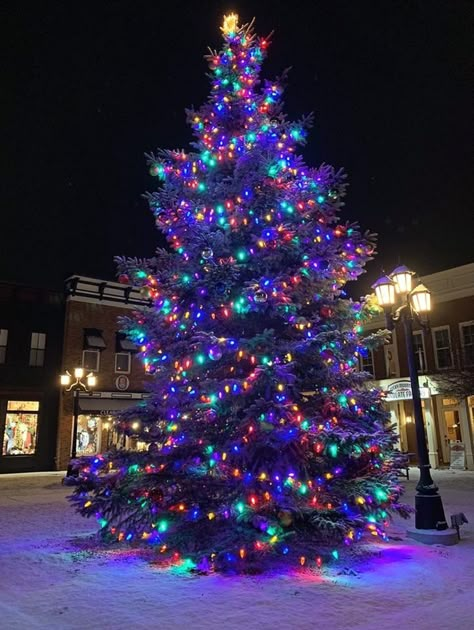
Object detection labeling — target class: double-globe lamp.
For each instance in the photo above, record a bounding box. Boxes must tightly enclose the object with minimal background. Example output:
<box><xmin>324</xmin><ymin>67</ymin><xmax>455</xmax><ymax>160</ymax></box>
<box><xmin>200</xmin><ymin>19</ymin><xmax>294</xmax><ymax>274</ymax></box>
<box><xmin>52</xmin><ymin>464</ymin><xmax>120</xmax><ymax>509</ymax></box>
<box><xmin>372</xmin><ymin>265</ymin><xmax>450</xmax><ymax>538</ymax></box>
<box><xmin>60</xmin><ymin>367</ymin><xmax>97</xmax><ymax>477</ymax></box>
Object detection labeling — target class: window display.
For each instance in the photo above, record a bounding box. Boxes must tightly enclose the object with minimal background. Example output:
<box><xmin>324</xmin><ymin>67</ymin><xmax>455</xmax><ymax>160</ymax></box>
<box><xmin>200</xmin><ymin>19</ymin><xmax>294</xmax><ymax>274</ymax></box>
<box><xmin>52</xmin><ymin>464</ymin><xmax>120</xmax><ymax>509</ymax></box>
<box><xmin>2</xmin><ymin>401</ymin><xmax>39</xmax><ymax>456</ymax></box>
<box><xmin>76</xmin><ymin>414</ymin><xmax>100</xmax><ymax>455</ymax></box>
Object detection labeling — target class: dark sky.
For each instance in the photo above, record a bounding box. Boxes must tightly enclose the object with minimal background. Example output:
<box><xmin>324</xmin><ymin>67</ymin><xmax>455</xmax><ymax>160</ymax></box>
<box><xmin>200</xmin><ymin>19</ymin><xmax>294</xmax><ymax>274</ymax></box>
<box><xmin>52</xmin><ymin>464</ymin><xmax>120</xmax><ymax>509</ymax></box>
<box><xmin>2</xmin><ymin>1</ymin><xmax>472</xmax><ymax>295</ymax></box>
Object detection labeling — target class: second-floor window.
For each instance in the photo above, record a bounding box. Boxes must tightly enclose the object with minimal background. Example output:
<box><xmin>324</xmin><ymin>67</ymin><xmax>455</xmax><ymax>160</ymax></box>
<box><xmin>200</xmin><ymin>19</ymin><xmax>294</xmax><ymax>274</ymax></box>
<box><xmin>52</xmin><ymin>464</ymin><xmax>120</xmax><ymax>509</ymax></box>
<box><xmin>412</xmin><ymin>331</ymin><xmax>427</xmax><ymax>373</ymax></box>
<box><xmin>359</xmin><ymin>349</ymin><xmax>374</xmax><ymax>376</ymax></box>
<box><xmin>433</xmin><ymin>326</ymin><xmax>453</xmax><ymax>370</ymax></box>
<box><xmin>460</xmin><ymin>322</ymin><xmax>474</xmax><ymax>367</ymax></box>
<box><xmin>82</xmin><ymin>349</ymin><xmax>100</xmax><ymax>372</ymax></box>
<box><xmin>115</xmin><ymin>352</ymin><xmax>131</xmax><ymax>374</ymax></box>
<box><xmin>0</xmin><ymin>329</ymin><xmax>7</xmax><ymax>364</ymax></box>
<box><xmin>29</xmin><ymin>332</ymin><xmax>46</xmax><ymax>367</ymax></box>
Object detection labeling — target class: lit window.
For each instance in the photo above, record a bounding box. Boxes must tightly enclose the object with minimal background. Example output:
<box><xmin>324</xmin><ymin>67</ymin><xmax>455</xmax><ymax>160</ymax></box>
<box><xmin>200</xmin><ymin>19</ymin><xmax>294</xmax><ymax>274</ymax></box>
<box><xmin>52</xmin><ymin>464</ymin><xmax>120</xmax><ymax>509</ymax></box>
<box><xmin>82</xmin><ymin>349</ymin><xmax>100</xmax><ymax>372</ymax></box>
<box><xmin>413</xmin><ymin>331</ymin><xmax>427</xmax><ymax>373</ymax></box>
<box><xmin>460</xmin><ymin>322</ymin><xmax>474</xmax><ymax>367</ymax></box>
<box><xmin>432</xmin><ymin>326</ymin><xmax>453</xmax><ymax>370</ymax></box>
<box><xmin>29</xmin><ymin>332</ymin><xmax>46</xmax><ymax>367</ymax></box>
<box><xmin>115</xmin><ymin>352</ymin><xmax>131</xmax><ymax>374</ymax></box>
<box><xmin>2</xmin><ymin>401</ymin><xmax>39</xmax><ymax>456</ymax></box>
<box><xmin>0</xmin><ymin>329</ymin><xmax>7</xmax><ymax>364</ymax></box>
<box><xmin>76</xmin><ymin>414</ymin><xmax>101</xmax><ymax>455</ymax></box>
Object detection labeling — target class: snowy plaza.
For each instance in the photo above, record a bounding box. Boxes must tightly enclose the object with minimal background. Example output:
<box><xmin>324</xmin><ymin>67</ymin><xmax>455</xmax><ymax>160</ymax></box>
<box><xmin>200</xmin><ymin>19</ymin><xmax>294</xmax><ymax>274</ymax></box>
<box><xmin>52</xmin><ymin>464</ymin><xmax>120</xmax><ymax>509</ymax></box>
<box><xmin>0</xmin><ymin>468</ymin><xmax>473</xmax><ymax>630</ymax></box>
<box><xmin>0</xmin><ymin>6</ymin><xmax>472</xmax><ymax>630</ymax></box>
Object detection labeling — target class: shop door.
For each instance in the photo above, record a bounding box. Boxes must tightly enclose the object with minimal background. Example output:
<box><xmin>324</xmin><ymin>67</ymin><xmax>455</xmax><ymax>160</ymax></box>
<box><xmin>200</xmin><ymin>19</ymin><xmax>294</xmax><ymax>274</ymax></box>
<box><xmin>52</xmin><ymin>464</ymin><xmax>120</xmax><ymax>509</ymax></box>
<box><xmin>405</xmin><ymin>420</ymin><xmax>418</xmax><ymax>462</ymax></box>
<box><xmin>443</xmin><ymin>409</ymin><xmax>462</xmax><ymax>463</ymax></box>
<box><xmin>439</xmin><ymin>398</ymin><xmax>462</xmax><ymax>464</ymax></box>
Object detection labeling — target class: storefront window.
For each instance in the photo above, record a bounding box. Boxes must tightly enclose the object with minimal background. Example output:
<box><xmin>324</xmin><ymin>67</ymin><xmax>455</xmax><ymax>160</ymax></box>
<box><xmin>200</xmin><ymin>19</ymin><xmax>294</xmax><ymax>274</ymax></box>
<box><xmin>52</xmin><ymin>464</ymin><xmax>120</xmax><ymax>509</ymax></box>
<box><xmin>2</xmin><ymin>401</ymin><xmax>39</xmax><ymax>456</ymax></box>
<box><xmin>76</xmin><ymin>414</ymin><xmax>100</xmax><ymax>455</ymax></box>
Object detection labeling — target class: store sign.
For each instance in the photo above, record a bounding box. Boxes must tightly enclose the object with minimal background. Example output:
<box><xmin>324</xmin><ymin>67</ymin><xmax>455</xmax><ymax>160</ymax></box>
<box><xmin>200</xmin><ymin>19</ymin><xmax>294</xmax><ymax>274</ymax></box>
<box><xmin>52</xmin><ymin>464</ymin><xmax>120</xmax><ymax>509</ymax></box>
<box><xmin>115</xmin><ymin>375</ymin><xmax>130</xmax><ymax>391</ymax></box>
<box><xmin>384</xmin><ymin>380</ymin><xmax>430</xmax><ymax>401</ymax></box>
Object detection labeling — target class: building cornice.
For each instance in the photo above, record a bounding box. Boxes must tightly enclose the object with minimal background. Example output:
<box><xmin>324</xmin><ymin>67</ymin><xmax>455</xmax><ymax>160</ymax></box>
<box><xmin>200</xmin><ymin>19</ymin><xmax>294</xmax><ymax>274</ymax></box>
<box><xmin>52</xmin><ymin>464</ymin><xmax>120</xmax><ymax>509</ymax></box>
<box><xmin>65</xmin><ymin>276</ymin><xmax>150</xmax><ymax>310</ymax></box>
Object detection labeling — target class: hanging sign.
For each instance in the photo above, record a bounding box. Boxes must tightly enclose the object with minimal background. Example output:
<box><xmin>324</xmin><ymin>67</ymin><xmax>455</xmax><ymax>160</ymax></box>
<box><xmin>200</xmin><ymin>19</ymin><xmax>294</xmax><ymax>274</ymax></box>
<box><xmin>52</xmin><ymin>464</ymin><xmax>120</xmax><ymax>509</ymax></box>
<box><xmin>384</xmin><ymin>380</ymin><xmax>430</xmax><ymax>401</ymax></box>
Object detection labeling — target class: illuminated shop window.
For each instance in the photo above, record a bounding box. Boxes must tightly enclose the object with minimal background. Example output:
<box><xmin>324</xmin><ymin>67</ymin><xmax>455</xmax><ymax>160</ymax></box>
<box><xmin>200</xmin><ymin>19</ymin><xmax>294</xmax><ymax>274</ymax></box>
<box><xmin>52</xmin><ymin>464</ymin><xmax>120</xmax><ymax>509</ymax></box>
<box><xmin>2</xmin><ymin>401</ymin><xmax>39</xmax><ymax>456</ymax></box>
<box><xmin>76</xmin><ymin>415</ymin><xmax>100</xmax><ymax>455</ymax></box>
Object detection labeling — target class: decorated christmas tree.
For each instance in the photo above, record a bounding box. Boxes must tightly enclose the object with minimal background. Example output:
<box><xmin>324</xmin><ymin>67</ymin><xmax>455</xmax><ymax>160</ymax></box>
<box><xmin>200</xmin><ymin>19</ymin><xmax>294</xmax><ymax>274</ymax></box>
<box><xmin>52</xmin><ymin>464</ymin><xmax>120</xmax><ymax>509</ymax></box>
<box><xmin>70</xmin><ymin>15</ymin><xmax>409</xmax><ymax>572</ymax></box>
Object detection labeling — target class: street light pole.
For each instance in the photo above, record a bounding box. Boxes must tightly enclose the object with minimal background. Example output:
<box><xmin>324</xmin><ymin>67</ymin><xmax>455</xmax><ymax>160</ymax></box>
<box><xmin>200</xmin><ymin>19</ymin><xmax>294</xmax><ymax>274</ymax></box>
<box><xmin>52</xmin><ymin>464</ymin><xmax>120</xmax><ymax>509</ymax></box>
<box><xmin>372</xmin><ymin>266</ymin><xmax>453</xmax><ymax>539</ymax></box>
<box><xmin>402</xmin><ymin>307</ymin><xmax>447</xmax><ymax>529</ymax></box>
<box><xmin>60</xmin><ymin>368</ymin><xmax>97</xmax><ymax>477</ymax></box>
<box><xmin>71</xmin><ymin>389</ymin><xmax>80</xmax><ymax>461</ymax></box>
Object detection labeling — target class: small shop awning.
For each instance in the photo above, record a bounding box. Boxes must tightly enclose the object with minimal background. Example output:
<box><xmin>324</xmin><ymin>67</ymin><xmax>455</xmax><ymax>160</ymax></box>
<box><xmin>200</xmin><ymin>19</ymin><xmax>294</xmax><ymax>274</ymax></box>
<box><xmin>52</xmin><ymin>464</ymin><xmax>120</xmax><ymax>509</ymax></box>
<box><xmin>116</xmin><ymin>333</ymin><xmax>138</xmax><ymax>353</ymax></box>
<box><xmin>78</xmin><ymin>398</ymin><xmax>137</xmax><ymax>414</ymax></box>
<box><xmin>84</xmin><ymin>328</ymin><xmax>106</xmax><ymax>350</ymax></box>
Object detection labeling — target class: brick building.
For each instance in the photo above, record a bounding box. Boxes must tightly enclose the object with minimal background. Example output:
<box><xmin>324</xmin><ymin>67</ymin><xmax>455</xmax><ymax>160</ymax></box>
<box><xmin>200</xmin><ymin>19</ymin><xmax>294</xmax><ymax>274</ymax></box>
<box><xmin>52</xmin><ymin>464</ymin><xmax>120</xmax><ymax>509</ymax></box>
<box><xmin>57</xmin><ymin>276</ymin><xmax>151</xmax><ymax>470</ymax></box>
<box><xmin>0</xmin><ymin>282</ymin><xmax>64</xmax><ymax>473</ymax></box>
<box><xmin>362</xmin><ymin>263</ymin><xmax>474</xmax><ymax>469</ymax></box>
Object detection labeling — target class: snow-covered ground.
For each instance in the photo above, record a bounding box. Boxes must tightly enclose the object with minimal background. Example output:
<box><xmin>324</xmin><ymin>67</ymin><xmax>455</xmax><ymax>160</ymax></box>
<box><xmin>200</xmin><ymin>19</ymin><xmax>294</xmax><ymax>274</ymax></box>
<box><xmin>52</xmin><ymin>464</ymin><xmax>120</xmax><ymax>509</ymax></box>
<box><xmin>0</xmin><ymin>469</ymin><xmax>473</xmax><ymax>630</ymax></box>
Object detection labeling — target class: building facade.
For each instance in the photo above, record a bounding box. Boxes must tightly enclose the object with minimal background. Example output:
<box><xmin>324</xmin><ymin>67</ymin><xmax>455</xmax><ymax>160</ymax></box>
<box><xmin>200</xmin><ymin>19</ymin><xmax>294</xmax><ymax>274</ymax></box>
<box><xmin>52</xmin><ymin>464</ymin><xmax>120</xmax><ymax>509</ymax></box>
<box><xmin>0</xmin><ymin>282</ymin><xmax>65</xmax><ymax>473</ymax></box>
<box><xmin>362</xmin><ymin>263</ymin><xmax>474</xmax><ymax>469</ymax></box>
<box><xmin>56</xmin><ymin>276</ymin><xmax>151</xmax><ymax>470</ymax></box>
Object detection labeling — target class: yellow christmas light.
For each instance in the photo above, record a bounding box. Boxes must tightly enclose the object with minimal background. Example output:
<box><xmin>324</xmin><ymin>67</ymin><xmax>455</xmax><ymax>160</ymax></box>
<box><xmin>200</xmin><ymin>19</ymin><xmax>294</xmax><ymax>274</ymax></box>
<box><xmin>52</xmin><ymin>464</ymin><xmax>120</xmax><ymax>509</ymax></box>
<box><xmin>221</xmin><ymin>13</ymin><xmax>239</xmax><ymax>35</ymax></box>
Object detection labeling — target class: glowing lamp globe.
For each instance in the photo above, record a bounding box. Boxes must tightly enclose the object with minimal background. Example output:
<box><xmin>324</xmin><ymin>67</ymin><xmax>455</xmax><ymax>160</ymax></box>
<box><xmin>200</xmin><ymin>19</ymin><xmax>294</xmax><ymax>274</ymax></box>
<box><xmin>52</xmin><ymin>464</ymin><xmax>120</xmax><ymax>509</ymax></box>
<box><xmin>60</xmin><ymin>373</ymin><xmax>71</xmax><ymax>386</ymax></box>
<box><xmin>390</xmin><ymin>265</ymin><xmax>414</xmax><ymax>295</ymax></box>
<box><xmin>74</xmin><ymin>367</ymin><xmax>84</xmax><ymax>379</ymax></box>
<box><xmin>410</xmin><ymin>283</ymin><xmax>431</xmax><ymax>313</ymax></box>
<box><xmin>372</xmin><ymin>275</ymin><xmax>396</xmax><ymax>308</ymax></box>
<box><xmin>86</xmin><ymin>373</ymin><xmax>97</xmax><ymax>388</ymax></box>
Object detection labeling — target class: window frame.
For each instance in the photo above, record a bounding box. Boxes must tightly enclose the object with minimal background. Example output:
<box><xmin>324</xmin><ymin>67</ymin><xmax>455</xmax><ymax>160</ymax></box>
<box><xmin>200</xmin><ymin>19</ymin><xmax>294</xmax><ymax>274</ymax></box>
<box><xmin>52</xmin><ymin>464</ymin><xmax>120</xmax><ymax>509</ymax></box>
<box><xmin>358</xmin><ymin>349</ymin><xmax>375</xmax><ymax>377</ymax></box>
<box><xmin>459</xmin><ymin>320</ymin><xmax>474</xmax><ymax>367</ymax></box>
<box><xmin>29</xmin><ymin>332</ymin><xmax>46</xmax><ymax>367</ymax></box>
<box><xmin>115</xmin><ymin>352</ymin><xmax>131</xmax><ymax>374</ymax></box>
<box><xmin>82</xmin><ymin>349</ymin><xmax>100</xmax><ymax>372</ymax></box>
<box><xmin>2</xmin><ymin>399</ymin><xmax>40</xmax><ymax>456</ymax></box>
<box><xmin>432</xmin><ymin>325</ymin><xmax>453</xmax><ymax>370</ymax></box>
<box><xmin>412</xmin><ymin>330</ymin><xmax>427</xmax><ymax>373</ymax></box>
<box><xmin>0</xmin><ymin>328</ymin><xmax>8</xmax><ymax>364</ymax></box>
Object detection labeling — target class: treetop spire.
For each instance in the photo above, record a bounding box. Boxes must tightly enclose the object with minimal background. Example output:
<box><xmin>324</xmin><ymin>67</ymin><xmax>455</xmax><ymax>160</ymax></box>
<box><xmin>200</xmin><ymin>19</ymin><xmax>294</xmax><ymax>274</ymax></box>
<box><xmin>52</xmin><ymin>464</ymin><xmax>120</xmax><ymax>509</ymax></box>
<box><xmin>221</xmin><ymin>13</ymin><xmax>239</xmax><ymax>37</ymax></box>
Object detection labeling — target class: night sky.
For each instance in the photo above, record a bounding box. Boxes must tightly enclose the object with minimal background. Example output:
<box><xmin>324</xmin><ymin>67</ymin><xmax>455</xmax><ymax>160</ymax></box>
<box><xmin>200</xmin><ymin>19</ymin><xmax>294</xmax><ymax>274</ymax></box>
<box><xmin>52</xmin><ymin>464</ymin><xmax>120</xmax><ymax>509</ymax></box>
<box><xmin>2</xmin><ymin>1</ymin><xmax>472</xmax><ymax>296</ymax></box>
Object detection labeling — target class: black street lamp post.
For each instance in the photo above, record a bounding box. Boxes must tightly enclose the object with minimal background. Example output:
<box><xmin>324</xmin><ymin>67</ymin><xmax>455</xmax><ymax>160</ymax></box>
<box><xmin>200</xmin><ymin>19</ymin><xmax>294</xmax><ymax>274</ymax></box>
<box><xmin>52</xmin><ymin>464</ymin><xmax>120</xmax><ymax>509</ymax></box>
<box><xmin>60</xmin><ymin>367</ymin><xmax>97</xmax><ymax>476</ymax></box>
<box><xmin>372</xmin><ymin>266</ymin><xmax>448</xmax><ymax>531</ymax></box>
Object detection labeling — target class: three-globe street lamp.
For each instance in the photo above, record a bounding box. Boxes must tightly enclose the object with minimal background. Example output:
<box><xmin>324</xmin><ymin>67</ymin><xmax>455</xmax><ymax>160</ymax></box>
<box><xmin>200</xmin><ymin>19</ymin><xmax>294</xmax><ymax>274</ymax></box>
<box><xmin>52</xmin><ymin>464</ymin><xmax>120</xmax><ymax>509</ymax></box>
<box><xmin>372</xmin><ymin>265</ymin><xmax>448</xmax><ymax>532</ymax></box>
<box><xmin>60</xmin><ymin>367</ymin><xmax>97</xmax><ymax>476</ymax></box>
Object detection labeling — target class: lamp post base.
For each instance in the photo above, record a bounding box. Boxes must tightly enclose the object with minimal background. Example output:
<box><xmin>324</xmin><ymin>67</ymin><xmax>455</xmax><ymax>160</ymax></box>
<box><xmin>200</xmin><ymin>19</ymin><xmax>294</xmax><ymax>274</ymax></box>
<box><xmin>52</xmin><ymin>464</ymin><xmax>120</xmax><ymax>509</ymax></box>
<box><xmin>414</xmin><ymin>492</ymin><xmax>448</xmax><ymax>530</ymax></box>
<box><xmin>407</xmin><ymin>527</ymin><xmax>459</xmax><ymax>546</ymax></box>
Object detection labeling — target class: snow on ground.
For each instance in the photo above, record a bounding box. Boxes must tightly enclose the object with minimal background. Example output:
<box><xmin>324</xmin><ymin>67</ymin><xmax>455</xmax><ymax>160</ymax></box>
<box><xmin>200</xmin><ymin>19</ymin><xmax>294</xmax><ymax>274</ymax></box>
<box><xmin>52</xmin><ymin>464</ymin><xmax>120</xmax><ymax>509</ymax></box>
<box><xmin>0</xmin><ymin>469</ymin><xmax>473</xmax><ymax>630</ymax></box>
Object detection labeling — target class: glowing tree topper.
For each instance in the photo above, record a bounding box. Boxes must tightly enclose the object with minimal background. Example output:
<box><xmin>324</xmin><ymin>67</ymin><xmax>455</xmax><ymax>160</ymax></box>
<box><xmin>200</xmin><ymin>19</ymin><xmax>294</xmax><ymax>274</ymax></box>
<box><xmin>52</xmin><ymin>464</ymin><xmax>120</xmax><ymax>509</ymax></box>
<box><xmin>69</xmin><ymin>14</ymin><xmax>410</xmax><ymax>573</ymax></box>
